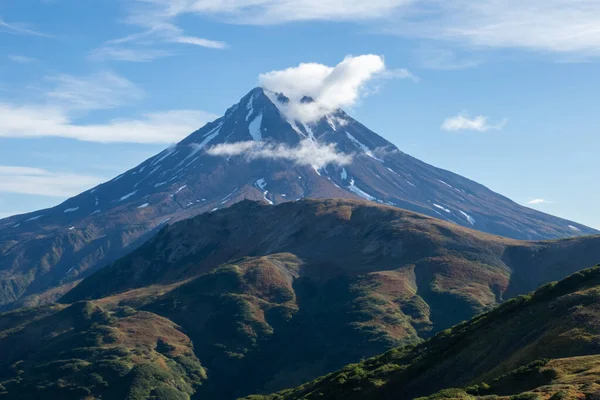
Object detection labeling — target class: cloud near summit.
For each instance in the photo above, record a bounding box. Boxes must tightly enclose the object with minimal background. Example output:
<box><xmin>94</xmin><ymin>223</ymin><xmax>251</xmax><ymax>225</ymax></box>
<box><xmin>207</xmin><ymin>140</ymin><xmax>352</xmax><ymax>169</ymax></box>
<box><xmin>259</xmin><ymin>55</ymin><xmax>413</xmax><ymax>124</ymax></box>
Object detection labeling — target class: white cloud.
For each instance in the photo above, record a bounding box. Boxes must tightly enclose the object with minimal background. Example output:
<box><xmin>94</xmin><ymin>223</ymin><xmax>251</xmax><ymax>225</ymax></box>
<box><xmin>379</xmin><ymin>68</ymin><xmax>420</xmax><ymax>82</ymax></box>
<box><xmin>259</xmin><ymin>55</ymin><xmax>412</xmax><ymax>124</ymax></box>
<box><xmin>88</xmin><ymin>47</ymin><xmax>174</xmax><ymax>63</ymax></box>
<box><xmin>127</xmin><ymin>1</ymin><xmax>600</xmax><ymax>58</ymax></box>
<box><xmin>91</xmin><ymin>4</ymin><xmax>228</xmax><ymax>62</ymax></box>
<box><xmin>394</xmin><ymin>0</ymin><xmax>600</xmax><ymax>57</ymax></box>
<box><xmin>173</xmin><ymin>35</ymin><xmax>228</xmax><ymax>49</ymax></box>
<box><xmin>207</xmin><ymin>140</ymin><xmax>352</xmax><ymax>168</ymax></box>
<box><xmin>7</xmin><ymin>55</ymin><xmax>37</xmax><ymax>63</ymax></box>
<box><xmin>0</xmin><ymin>18</ymin><xmax>52</xmax><ymax>37</ymax></box>
<box><xmin>0</xmin><ymin>105</ymin><xmax>217</xmax><ymax>144</ymax></box>
<box><xmin>441</xmin><ymin>113</ymin><xmax>507</xmax><ymax>132</ymax></box>
<box><xmin>415</xmin><ymin>48</ymin><xmax>483</xmax><ymax>70</ymax></box>
<box><xmin>528</xmin><ymin>198</ymin><xmax>553</xmax><ymax>205</ymax></box>
<box><xmin>45</xmin><ymin>72</ymin><xmax>144</xmax><ymax>111</ymax></box>
<box><xmin>0</xmin><ymin>70</ymin><xmax>217</xmax><ymax>143</ymax></box>
<box><xmin>134</xmin><ymin>0</ymin><xmax>413</xmax><ymax>24</ymax></box>
<box><xmin>0</xmin><ymin>166</ymin><xmax>105</xmax><ymax>197</ymax></box>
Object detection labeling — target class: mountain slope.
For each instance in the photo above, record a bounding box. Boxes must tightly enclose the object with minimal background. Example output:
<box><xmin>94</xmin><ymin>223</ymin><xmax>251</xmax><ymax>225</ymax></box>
<box><xmin>0</xmin><ymin>302</ymin><xmax>205</xmax><ymax>400</ymax></box>
<box><xmin>1</xmin><ymin>199</ymin><xmax>600</xmax><ymax>399</ymax></box>
<box><xmin>55</xmin><ymin>199</ymin><xmax>600</xmax><ymax>399</ymax></box>
<box><xmin>0</xmin><ymin>88</ymin><xmax>596</xmax><ymax>310</ymax></box>
<box><xmin>252</xmin><ymin>265</ymin><xmax>600</xmax><ymax>400</ymax></box>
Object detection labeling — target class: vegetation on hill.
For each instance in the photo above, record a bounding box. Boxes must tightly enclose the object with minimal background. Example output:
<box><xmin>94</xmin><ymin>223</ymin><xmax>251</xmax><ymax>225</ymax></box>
<box><xmin>245</xmin><ymin>266</ymin><xmax>600</xmax><ymax>400</ymax></box>
<box><xmin>1</xmin><ymin>200</ymin><xmax>600</xmax><ymax>399</ymax></box>
<box><xmin>0</xmin><ymin>302</ymin><xmax>205</xmax><ymax>399</ymax></box>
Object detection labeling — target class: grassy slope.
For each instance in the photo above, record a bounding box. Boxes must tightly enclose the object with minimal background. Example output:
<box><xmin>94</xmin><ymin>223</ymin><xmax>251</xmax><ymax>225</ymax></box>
<box><xmin>0</xmin><ymin>301</ymin><xmax>205</xmax><ymax>400</ymax></box>
<box><xmin>2</xmin><ymin>200</ymin><xmax>600</xmax><ymax>399</ymax></box>
<box><xmin>248</xmin><ymin>266</ymin><xmax>600</xmax><ymax>400</ymax></box>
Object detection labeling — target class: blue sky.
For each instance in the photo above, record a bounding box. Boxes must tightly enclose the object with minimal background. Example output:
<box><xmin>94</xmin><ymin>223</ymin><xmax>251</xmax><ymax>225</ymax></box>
<box><xmin>1</xmin><ymin>0</ymin><xmax>599</xmax><ymax>229</ymax></box>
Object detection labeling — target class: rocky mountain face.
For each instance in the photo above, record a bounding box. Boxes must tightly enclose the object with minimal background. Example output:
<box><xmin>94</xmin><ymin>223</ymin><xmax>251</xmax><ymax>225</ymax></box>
<box><xmin>0</xmin><ymin>88</ymin><xmax>596</xmax><ymax>310</ymax></box>
<box><xmin>1</xmin><ymin>199</ymin><xmax>595</xmax><ymax>399</ymax></box>
<box><xmin>255</xmin><ymin>265</ymin><xmax>600</xmax><ymax>400</ymax></box>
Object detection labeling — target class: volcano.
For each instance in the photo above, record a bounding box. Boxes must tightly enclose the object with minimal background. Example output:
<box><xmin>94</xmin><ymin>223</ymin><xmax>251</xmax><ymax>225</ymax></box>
<box><xmin>0</xmin><ymin>87</ymin><xmax>596</xmax><ymax>310</ymax></box>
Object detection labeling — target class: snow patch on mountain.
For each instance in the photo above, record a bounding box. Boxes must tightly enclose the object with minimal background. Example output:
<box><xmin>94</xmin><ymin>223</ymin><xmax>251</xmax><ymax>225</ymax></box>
<box><xmin>153</xmin><ymin>146</ymin><xmax>177</xmax><ymax>165</ymax></box>
<box><xmin>64</xmin><ymin>207</ymin><xmax>79</xmax><ymax>213</ymax></box>
<box><xmin>248</xmin><ymin>113</ymin><xmax>263</xmax><ymax>141</ymax></box>
<box><xmin>255</xmin><ymin>179</ymin><xmax>273</xmax><ymax>204</ymax></box>
<box><xmin>433</xmin><ymin>203</ymin><xmax>452</xmax><ymax>213</ymax></box>
<box><xmin>183</xmin><ymin>123</ymin><xmax>223</xmax><ymax>163</ymax></box>
<box><xmin>246</xmin><ymin>93</ymin><xmax>255</xmax><ymax>121</ymax></box>
<box><xmin>219</xmin><ymin>188</ymin><xmax>239</xmax><ymax>205</ymax></box>
<box><xmin>119</xmin><ymin>191</ymin><xmax>137</xmax><ymax>202</ymax></box>
<box><xmin>256</xmin><ymin>178</ymin><xmax>267</xmax><ymax>190</ymax></box>
<box><xmin>302</xmin><ymin>123</ymin><xmax>316</xmax><ymax>141</ymax></box>
<box><xmin>262</xmin><ymin>192</ymin><xmax>273</xmax><ymax>205</ymax></box>
<box><xmin>346</xmin><ymin>132</ymin><xmax>383</xmax><ymax>161</ymax></box>
<box><xmin>340</xmin><ymin>168</ymin><xmax>348</xmax><ymax>181</ymax></box>
<box><xmin>460</xmin><ymin>210</ymin><xmax>476</xmax><ymax>225</ymax></box>
<box><xmin>348</xmin><ymin>179</ymin><xmax>377</xmax><ymax>201</ymax></box>
<box><xmin>326</xmin><ymin>114</ymin><xmax>349</xmax><ymax>131</ymax></box>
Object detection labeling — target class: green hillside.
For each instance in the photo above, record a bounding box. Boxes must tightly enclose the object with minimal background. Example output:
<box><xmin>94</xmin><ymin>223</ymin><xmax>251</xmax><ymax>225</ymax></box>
<box><xmin>1</xmin><ymin>200</ymin><xmax>600</xmax><ymax>399</ymax></box>
<box><xmin>248</xmin><ymin>266</ymin><xmax>600</xmax><ymax>400</ymax></box>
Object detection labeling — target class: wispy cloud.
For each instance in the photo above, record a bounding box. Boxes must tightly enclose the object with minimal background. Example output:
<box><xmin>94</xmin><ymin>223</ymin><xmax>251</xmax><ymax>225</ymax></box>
<box><xmin>0</xmin><ymin>71</ymin><xmax>217</xmax><ymax>143</ymax></box>
<box><xmin>125</xmin><ymin>1</ymin><xmax>600</xmax><ymax>59</ymax></box>
<box><xmin>393</xmin><ymin>1</ymin><xmax>600</xmax><ymax>57</ymax></box>
<box><xmin>7</xmin><ymin>55</ymin><xmax>37</xmax><ymax>63</ymax></box>
<box><xmin>88</xmin><ymin>47</ymin><xmax>174</xmax><ymax>63</ymax></box>
<box><xmin>0</xmin><ymin>166</ymin><xmax>105</xmax><ymax>197</ymax></box>
<box><xmin>415</xmin><ymin>48</ymin><xmax>483</xmax><ymax>70</ymax></box>
<box><xmin>441</xmin><ymin>113</ymin><xmax>507</xmax><ymax>132</ymax></box>
<box><xmin>173</xmin><ymin>35</ymin><xmax>228</xmax><ymax>49</ymax></box>
<box><xmin>90</xmin><ymin>3</ymin><xmax>228</xmax><ymax>62</ymax></box>
<box><xmin>379</xmin><ymin>68</ymin><xmax>420</xmax><ymax>82</ymax></box>
<box><xmin>0</xmin><ymin>18</ymin><xmax>52</xmax><ymax>37</ymax></box>
<box><xmin>131</xmin><ymin>0</ymin><xmax>413</xmax><ymax>25</ymax></box>
<box><xmin>0</xmin><ymin>105</ymin><xmax>217</xmax><ymax>144</ymax></box>
<box><xmin>207</xmin><ymin>140</ymin><xmax>352</xmax><ymax>168</ymax></box>
<box><xmin>45</xmin><ymin>72</ymin><xmax>144</xmax><ymax>111</ymax></box>
<box><xmin>528</xmin><ymin>198</ymin><xmax>553</xmax><ymax>205</ymax></box>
